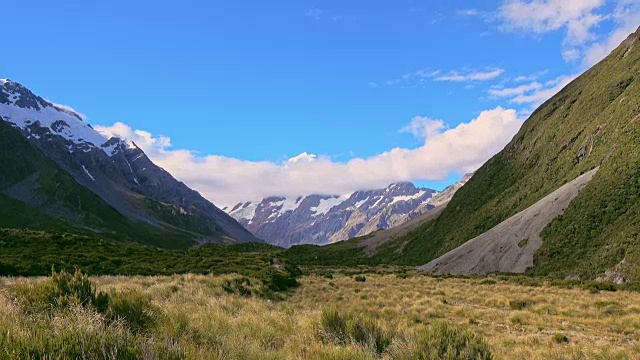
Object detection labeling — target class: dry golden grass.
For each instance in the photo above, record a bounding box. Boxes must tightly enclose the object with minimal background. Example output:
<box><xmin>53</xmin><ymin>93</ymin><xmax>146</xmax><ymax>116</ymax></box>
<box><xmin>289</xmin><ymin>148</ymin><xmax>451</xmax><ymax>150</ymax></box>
<box><xmin>1</xmin><ymin>273</ymin><xmax>639</xmax><ymax>359</ymax></box>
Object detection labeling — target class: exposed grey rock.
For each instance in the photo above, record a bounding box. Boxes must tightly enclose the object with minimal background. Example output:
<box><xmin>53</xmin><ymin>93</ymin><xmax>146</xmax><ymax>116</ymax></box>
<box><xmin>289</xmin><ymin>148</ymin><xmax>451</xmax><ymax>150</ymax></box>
<box><xmin>418</xmin><ymin>168</ymin><xmax>598</xmax><ymax>275</ymax></box>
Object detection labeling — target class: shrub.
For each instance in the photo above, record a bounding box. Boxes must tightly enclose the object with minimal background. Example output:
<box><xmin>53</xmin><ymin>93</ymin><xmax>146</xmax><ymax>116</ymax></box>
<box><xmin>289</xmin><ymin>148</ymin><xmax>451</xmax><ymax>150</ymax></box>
<box><xmin>261</xmin><ymin>268</ymin><xmax>298</xmax><ymax>292</ymax></box>
<box><xmin>392</xmin><ymin>322</ymin><xmax>493</xmax><ymax>360</ymax></box>
<box><xmin>552</xmin><ymin>333</ymin><xmax>569</xmax><ymax>344</ymax></box>
<box><xmin>396</xmin><ymin>273</ymin><xmax>408</xmax><ymax>279</ymax></box>
<box><xmin>14</xmin><ymin>269</ymin><xmax>158</xmax><ymax>334</ymax></box>
<box><xmin>104</xmin><ymin>290</ymin><xmax>157</xmax><ymax>333</ymax></box>
<box><xmin>517</xmin><ymin>238</ymin><xmax>529</xmax><ymax>248</ymax></box>
<box><xmin>354</xmin><ymin>275</ymin><xmax>367</xmax><ymax>282</ymax></box>
<box><xmin>222</xmin><ymin>277</ymin><xmax>254</xmax><ymax>297</ymax></box>
<box><xmin>583</xmin><ymin>282</ymin><xmax>618</xmax><ymax>292</ymax></box>
<box><xmin>509</xmin><ymin>299</ymin><xmax>533</xmax><ymax>311</ymax></box>
<box><xmin>256</xmin><ymin>260</ymin><xmax>301</xmax><ymax>294</ymax></box>
<box><xmin>319</xmin><ymin>307</ymin><xmax>392</xmax><ymax>354</ymax></box>
<box><xmin>15</xmin><ymin>268</ymin><xmax>106</xmax><ymax>313</ymax></box>
<box><xmin>324</xmin><ymin>273</ymin><xmax>334</xmax><ymax>279</ymax></box>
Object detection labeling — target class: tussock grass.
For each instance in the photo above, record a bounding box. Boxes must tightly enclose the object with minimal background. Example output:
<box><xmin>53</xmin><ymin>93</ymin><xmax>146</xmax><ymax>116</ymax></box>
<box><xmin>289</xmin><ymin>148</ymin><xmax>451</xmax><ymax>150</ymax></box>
<box><xmin>1</xmin><ymin>273</ymin><xmax>639</xmax><ymax>359</ymax></box>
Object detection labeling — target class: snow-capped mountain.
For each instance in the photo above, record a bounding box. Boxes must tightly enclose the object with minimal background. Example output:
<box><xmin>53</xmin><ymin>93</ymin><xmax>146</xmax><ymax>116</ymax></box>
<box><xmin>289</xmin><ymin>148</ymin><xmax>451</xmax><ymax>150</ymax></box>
<box><xmin>0</xmin><ymin>78</ymin><xmax>257</xmax><ymax>244</ymax></box>
<box><xmin>225</xmin><ymin>177</ymin><xmax>470</xmax><ymax>247</ymax></box>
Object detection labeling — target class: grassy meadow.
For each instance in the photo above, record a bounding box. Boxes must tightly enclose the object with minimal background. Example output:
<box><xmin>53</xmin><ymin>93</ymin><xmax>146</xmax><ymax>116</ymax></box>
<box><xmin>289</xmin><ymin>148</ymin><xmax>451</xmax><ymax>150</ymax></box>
<box><xmin>1</xmin><ymin>270</ymin><xmax>639</xmax><ymax>359</ymax></box>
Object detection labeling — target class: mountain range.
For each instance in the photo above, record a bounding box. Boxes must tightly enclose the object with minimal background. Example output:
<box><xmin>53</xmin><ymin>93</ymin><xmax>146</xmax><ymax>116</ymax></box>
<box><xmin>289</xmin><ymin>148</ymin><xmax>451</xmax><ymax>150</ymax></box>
<box><xmin>224</xmin><ymin>174</ymin><xmax>470</xmax><ymax>247</ymax></box>
<box><xmin>3</xmin><ymin>25</ymin><xmax>640</xmax><ymax>283</ymax></box>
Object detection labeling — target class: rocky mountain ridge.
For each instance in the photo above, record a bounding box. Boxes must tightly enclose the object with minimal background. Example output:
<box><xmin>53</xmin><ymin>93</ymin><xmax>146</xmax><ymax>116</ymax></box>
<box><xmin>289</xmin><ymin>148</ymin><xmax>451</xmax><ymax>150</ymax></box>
<box><xmin>226</xmin><ymin>175</ymin><xmax>471</xmax><ymax>247</ymax></box>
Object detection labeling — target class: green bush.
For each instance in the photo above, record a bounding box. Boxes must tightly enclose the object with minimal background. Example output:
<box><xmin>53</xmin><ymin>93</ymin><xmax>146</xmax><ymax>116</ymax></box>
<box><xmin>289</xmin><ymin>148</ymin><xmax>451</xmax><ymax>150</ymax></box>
<box><xmin>552</xmin><ymin>333</ymin><xmax>569</xmax><ymax>344</ymax></box>
<box><xmin>260</xmin><ymin>267</ymin><xmax>299</xmax><ymax>292</ymax></box>
<box><xmin>509</xmin><ymin>299</ymin><xmax>533</xmax><ymax>311</ymax></box>
<box><xmin>354</xmin><ymin>275</ymin><xmax>367</xmax><ymax>282</ymax></box>
<box><xmin>222</xmin><ymin>277</ymin><xmax>254</xmax><ymax>297</ymax></box>
<box><xmin>394</xmin><ymin>322</ymin><xmax>493</xmax><ymax>360</ymax></box>
<box><xmin>104</xmin><ymin>290</ymin><xmax>157</xmax><ymax>333</ymax></box>
<box><xmin>319</xmin><ymin>307</ymin><xmax>392</xmax><ymax>354</ymax></box>
<box><xmin>14</xmin><ymin>269</ymin><xmax>158</xmax><ymax>334</ymax></box>
<box><xmin>15</xmin><ymin>268</ymin><xmax>106</xmax><ymax>313</ymax></box>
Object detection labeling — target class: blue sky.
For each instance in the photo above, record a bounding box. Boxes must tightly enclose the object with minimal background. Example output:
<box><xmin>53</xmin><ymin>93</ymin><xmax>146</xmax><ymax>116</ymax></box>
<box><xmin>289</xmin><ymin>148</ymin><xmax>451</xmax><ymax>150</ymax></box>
<box><xmin>3</xmin><ymin>0</ymin><xmax>639</xmax><ymax>205</ymax></box>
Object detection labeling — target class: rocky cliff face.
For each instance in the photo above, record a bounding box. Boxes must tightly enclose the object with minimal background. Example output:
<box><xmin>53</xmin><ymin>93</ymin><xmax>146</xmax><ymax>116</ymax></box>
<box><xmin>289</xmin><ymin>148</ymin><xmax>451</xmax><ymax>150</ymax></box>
<box><xmin>0</xmin><ymin>79</ymin><xmax>257</xmax><ymax>245</ymax></box>
<box><xmin>226</xmin><ymin>177</ymin><xmax>471</xmax><ymax>247</ymax></box>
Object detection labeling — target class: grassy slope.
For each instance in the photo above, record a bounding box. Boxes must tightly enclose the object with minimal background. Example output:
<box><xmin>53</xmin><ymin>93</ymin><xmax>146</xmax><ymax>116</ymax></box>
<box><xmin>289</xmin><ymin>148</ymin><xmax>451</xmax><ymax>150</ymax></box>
<box><xmin>368</xmin><ymin>29</ymin><xmax>640</xmax><ymax>278</ymax></box>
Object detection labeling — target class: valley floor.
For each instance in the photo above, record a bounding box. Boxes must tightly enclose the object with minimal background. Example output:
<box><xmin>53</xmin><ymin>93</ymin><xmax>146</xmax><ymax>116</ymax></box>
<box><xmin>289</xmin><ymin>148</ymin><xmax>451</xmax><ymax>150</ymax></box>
<box><xmin>1</xmin><ymin>273</ymin><xmax>639</xmax><ymax>359</ymax></box>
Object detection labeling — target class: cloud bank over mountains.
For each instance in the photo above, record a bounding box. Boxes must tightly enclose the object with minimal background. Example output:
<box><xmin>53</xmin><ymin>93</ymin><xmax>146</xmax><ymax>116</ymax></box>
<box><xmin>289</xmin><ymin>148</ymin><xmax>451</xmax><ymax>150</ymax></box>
<box><xmin>96</xmin><ymin>107</ymin><xmax>522</xmax><ymax>206</ymax></box>
<box><xmin>96</xmin><ymin>1</ymin><xmax>638</xmax><ymax>207</ymax></box>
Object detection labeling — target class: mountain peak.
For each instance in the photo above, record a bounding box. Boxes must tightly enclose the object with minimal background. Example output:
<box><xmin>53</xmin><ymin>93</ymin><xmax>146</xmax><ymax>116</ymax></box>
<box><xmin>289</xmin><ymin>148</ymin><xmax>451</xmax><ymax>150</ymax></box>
<box><xmin>0</xmin><ymin>78</ymin><xmax>50</xmax><ymax>111</ymax></box>
<box><xmin>0</xmin><ymin>79</ymin><xmax>114</xmax><ymax>155</ymax></box>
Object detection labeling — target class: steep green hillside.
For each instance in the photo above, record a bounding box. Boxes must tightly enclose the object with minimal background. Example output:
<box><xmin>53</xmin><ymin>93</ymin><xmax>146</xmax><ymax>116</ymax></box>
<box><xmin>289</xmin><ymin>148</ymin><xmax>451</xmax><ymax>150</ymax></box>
<box><xmin>384</xmin><ymin>28</ymin><xmax>640</xmax><ymax>279</ymax></box>
<box><xmin>0</xmin><ymin>121</ymin><xmax>131</xmax><ymax>230</ymax></box>
<box><xmin>0</xmin><ymin>120</ymin><xmax>194</xmax><ymax>248</ymax></box>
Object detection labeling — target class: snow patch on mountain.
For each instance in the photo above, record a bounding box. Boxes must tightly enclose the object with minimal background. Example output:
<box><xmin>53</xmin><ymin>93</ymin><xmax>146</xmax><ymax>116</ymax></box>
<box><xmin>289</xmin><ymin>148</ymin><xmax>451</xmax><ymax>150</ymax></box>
<box><xmin>371</xmin><ymin>196</ymin><xmax>384</xmax><ymax>208</ymax></box>
<box><xmin>278</xmin><ymin>196</ymin><xmax>304</xmax><ymax>216</ymax></box>
<box><xmin>390</xmin><ymin>190</ymin><xmax>427</xmax><ymax>205</ymax></box>
<box><xmin>312</xmin><ymin>195</ymin><xmax>349</xmax><ymax>216</ymax></box>
<box><xmin>355</xmin><ymin>199</ymin><xmax>368</xmax><ymax>208</ymax></box>
<box><xmin>82</xmin><ymin>165</ymin><xmax>95</xmax><ymax>181</ymax></box>
<box><xmin>229</xmin><ymin>202</ymin><xmax>259</xmax><ymax>223</ymax></box>
<box><xmin>0</xmin><ymin>79</ymin><xmax>115</xmax><ymax>155</ymax></box>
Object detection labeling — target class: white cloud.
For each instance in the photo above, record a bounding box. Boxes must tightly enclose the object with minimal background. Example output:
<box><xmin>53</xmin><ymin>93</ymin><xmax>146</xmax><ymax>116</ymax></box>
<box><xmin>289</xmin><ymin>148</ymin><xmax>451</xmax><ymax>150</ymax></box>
<box><xmin>456</xmin><ymin>8</ymin><xmax>495</xmax><ymax>21</ymax></box>
<box><xmin>513</xmin><ymin>70</ymin><xmax>548</xmax><ymax>82</ymax></box>
<box><xmin>95</xmin><ymin>108</ymin><xmax>522</xmax><ymax>207</ymax></box>
<box><xmin>583</xmin><ymin>1</ymin><xmax>640</xmax><ymax>66</ymax></box>
<box><xmin>399</xmin><ymin>117</ymin><xmax>446</xmax><ymax>140</ymax></box>
<box><xmin>499</xmin><ymin>0</ymin><xmax>606</xmax><ymax>41</ymax></box>
<box><xmin>510</xmin><ymin>74</ymin><xmax>577</xmax><ymax>105</ymax></box>
<box><xmin>305</xmin><ymin>8</ymin><xmax>325</xmax><ymax>20</ymax></box>
<box><xmin>489</xmin><ymin>82</ymin><xmax>543</xmax><ymax>98</ymax></box>
<box><xmin>287</xmin><ymin>152</ymin><xmax>317</xmax><ymax>163</ymax></box>
<box><xmin>48</xmin><ymin>101</ymin><xmax>87</xmax><ymax>120</ymax></box>
<box><xmin>305</xmin><ymin>8</ymin><xmax>349</xmax><ymax>22</ymax></box>
<box><xmin>385</xmin><ymin>68</ymin><xmax>504</xmax><ymax>87</ymax></box>
<box><xmin>434</xmin><ymin>68</ymin><xmax>505</xmax><ymax>82</ymax></box>
<box><xmin>499</xmin><ymin>0</ymin><xmax>640</xmax><ymax>65</ymax></box>
<box><xmin>368</xmin><ymin>82</ymin><xmax>379</xmax><ymax>88</ymax></box>
<box><xmin>487</xmin><ymin>74</ymin><xmax>579</xmax><ymax>115</ymax></box>
<box><xmin>457</xmin><ymin>8</ymin><xmax>481</xmax><ymax>16</ymax></box>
